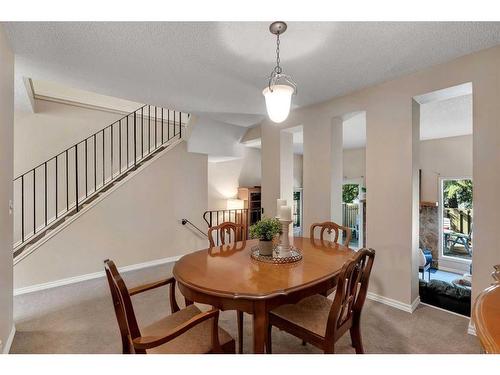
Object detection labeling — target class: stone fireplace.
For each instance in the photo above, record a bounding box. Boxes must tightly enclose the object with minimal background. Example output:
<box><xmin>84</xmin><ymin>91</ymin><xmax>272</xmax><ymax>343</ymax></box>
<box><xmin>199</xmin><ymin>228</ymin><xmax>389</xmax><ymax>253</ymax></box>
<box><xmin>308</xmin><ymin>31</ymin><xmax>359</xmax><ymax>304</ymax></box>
<box><xmin>420</xmin><ymin>205</ymin><xmax>439</xmax><ymax>268</ymax></box>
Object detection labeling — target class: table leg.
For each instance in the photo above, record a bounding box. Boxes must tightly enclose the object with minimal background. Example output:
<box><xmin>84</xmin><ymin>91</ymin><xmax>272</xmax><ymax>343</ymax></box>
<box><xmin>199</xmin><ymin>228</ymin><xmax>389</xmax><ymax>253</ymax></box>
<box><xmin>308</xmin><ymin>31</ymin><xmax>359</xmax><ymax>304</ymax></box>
<box><xmin>253</xmin><ymin>302</ymin><xmax>268</xmax><ymax>354</ymax></box>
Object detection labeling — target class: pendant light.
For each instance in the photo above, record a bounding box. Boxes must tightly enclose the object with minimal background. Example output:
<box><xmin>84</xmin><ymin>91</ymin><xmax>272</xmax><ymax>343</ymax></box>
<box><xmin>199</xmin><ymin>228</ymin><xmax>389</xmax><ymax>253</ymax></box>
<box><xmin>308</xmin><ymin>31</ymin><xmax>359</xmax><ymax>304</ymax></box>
<box><xmin>263</xmin><ymin>21</ymin><xmax>297</xmax><ymax>124</ymax></box>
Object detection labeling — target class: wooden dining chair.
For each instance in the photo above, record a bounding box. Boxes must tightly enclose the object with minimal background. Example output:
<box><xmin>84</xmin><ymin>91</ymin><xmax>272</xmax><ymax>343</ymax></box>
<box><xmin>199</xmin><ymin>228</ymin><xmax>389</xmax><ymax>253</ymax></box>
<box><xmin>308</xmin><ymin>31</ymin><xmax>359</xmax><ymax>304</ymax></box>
<box><xmin>104</xmin><ymin>259</ymin><xmax>235</xmax><ymax>354</ymax></box>
<box><xmin>310</xmin><ymin>221</ymin><xmax>352</xmax><ymax>247</ymax></box>
<box><xmin>208</xmin><ymin>221</ymin><xmax>246</xmax><ymax>247</ymax></box>
<box><xmin>207</xmin><ymin>221</ymin><xmax>246</xmax><ymax>354</ymax></box>
<box><xmin>208</xmin><ymin>239</ymin><xmax>246</xmax><ymax>257</ymax></box>
<box><xmin>266</xmin><ymin>248</ymin><xmax>375</xmax><ymax>354</ymax></box>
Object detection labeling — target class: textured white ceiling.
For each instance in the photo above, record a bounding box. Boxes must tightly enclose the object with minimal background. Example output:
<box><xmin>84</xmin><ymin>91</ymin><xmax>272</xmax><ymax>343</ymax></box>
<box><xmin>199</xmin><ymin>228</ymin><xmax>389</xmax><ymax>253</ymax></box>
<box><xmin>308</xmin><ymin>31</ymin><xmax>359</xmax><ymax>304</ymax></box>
<box><xmin>4</xmin><ymin>22</ymin><xmax>500</xmax><ymax>125</ymax></box>
<box><xmin>420</xmin><ymin>94</ymin><xmax>472</xmax><ymax>140</ymax></box>
<box><xmin>343</xmin><ymin>113</ymin><xmax>367</xmax><ymax>149</ymax></box>
<box><xmin>341</xmin><ymin>94</ymin><xmax>473</xmax><ymax>149</ymax></box>
<box><xmin>290</xmin><ymin>93</ymin><xmax>472</xmax><ymax>153</ymax></box>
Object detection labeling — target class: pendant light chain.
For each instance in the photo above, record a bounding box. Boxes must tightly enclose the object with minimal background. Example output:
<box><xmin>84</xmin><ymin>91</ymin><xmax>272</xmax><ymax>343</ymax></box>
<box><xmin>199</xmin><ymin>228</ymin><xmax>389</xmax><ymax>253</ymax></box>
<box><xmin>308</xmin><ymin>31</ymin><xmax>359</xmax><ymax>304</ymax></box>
<box><xmin>267</xmin><ymin>25</ymin><xmax>296</xmax><ymax>93</ymax></box>
<box><xmin>275</xmin><ymin>34</ymin><xmax>282</xmax><ymax>74</ymax></box>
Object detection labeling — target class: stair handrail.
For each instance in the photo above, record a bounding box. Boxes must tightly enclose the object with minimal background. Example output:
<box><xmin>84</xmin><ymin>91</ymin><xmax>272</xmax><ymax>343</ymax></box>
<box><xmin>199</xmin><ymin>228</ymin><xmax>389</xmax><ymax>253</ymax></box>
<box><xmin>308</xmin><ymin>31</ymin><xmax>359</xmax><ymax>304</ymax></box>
<box><xmin>13</xmin><ymin>103</ymin><xmax>190</xmax><ymax>254</ymax></box>
<box><xmin>181</xmin><ymin>219</ymin><xmax>208</xmax><ymax>237</ymax></box>
<box><xmin>13</xmin><ymin>105</ymin><xmax>190</xmax><ymax>180</ymax></box>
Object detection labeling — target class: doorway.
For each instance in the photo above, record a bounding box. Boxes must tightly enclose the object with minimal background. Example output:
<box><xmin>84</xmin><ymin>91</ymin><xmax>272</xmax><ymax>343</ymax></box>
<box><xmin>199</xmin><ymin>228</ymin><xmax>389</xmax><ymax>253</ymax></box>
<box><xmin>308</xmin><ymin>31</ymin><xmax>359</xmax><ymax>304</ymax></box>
<box><xmin>342</xmin><ymin>182</ymin><xmax>363</xmax><ymax>249</ymax></box>
<box><xmin>414</xmin><ymin>83</ymin><xmax>473</xmax><ymax>316</ymax></box>
<box><xmin>293</xmin><ymin>188</ymin><xmax>303</xmax><ymax>237</ymax></box>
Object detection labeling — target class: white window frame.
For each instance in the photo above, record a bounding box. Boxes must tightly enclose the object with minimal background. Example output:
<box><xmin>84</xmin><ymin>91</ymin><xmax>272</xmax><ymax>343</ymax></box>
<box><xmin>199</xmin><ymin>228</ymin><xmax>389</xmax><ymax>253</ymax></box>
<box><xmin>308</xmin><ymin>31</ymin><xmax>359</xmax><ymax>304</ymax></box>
<box><xmin>438</xmin><ymin>176</ymin><xmax>472</xmax><ymax>274</ymax></box>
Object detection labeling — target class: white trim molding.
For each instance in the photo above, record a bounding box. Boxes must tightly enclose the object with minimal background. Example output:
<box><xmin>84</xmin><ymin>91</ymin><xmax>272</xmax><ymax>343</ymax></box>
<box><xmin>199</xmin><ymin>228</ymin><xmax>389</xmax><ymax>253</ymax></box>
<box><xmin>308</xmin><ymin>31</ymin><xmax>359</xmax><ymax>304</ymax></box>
<box><xmin>437</xmin><ymin>175</ymin><xmax>473</xmax><ymax>274</ymax></box>
<box><xmin>367</xmin><ymin>292</ymin><xmax>420</xmax><ymax>313</ymax></box>
<box><xmin>438</xmin><ymin>258</ymin><xmax>471</xmax><ymax>275</ymax></box>
<box><xmin>2</xmin><ymin>325</ymin><xmax>16</xmax><ymax>354</ymax></box>
<box><xmin>14</xmin><ymin>255</ymin><xmax>182</xmax><ymax>296</ymax></box>
<box><xmin>410</xmin><ymin>296</ymin><xmax>421</xmax><ymax>312</ymax></box>
<box><xmin>468</xmin><ymin>320</ymin><xmax>477</xmax><ymax>336</ymax></box>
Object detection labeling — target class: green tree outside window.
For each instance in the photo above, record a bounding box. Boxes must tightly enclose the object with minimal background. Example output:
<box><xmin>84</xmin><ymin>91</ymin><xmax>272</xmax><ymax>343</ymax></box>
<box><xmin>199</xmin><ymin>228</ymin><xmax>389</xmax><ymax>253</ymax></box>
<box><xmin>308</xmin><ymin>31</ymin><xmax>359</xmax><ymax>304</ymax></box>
<box><xmin>443</xmin><ymin>179</ymin><xmax>473</xmax><ymax>209</ymax></box>
<box><xmin>343</xmin><ymin>184</ymin><xmax>359</xmax><ymax>203</ymax></box>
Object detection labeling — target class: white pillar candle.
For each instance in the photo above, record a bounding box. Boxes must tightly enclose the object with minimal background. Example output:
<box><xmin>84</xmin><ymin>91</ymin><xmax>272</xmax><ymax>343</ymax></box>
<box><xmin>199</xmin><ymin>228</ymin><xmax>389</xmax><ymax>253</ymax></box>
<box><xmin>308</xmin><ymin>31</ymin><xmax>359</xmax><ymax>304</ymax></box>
<box><xmin>279</xmin><ymin>205</ymin><xmax>292</xmax><ymax>221</ymax></box>
<box><xmin>276</xmin><ymin>199</ymin><xmax>287</xmax><ymax>217</ymax></box>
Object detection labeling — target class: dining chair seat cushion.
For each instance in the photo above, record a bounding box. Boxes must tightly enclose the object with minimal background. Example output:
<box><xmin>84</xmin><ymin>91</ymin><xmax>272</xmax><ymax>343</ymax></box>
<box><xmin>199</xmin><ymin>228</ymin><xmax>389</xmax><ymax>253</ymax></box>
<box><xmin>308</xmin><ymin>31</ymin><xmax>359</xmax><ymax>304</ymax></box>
<box><xmin>270</xmin><ymin>294</ymin><xmax>333</xmax><ymax>337</ymax></box>
<box><xmin>142</xmin><ymin>304</ymin><xmax>233</xmax><ymax>354</ymax></box>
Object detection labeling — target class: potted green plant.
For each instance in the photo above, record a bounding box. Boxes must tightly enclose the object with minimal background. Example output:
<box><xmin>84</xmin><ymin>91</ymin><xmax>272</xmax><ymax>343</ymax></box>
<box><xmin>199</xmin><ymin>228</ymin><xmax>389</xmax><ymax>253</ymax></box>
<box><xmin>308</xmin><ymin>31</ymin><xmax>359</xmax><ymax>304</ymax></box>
<box><xmin>249</xmin><ymin>217</ymin><xmax>281</xmax><ymax>256</ymax></box>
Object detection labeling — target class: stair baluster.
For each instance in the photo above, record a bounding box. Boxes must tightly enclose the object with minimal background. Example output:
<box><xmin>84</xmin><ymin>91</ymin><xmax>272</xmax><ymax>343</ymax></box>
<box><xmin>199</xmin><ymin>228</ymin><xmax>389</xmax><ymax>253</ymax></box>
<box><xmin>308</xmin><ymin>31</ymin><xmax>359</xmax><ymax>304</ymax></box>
<box><xmin>13</xmin><ymin>105</ymin><xmax>189</xmax><ymax>259</ymax></box>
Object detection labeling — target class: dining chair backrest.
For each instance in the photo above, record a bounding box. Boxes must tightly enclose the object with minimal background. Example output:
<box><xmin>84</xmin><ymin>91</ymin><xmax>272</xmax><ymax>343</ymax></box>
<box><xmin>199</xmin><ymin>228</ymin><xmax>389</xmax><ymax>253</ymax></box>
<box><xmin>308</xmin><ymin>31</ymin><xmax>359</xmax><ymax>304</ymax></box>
<box><xmin>208</xmin><ymin>221</ymin><xmax>245</xmax><ymax>247</ymax></box>
<box><xmin>326</xmin><ymin>248</ymin><xmax>375</xmax><ymax>342</ymax></box>
<box><xmin>310</xmin><ymin>221</ymin><xmax>352</xmax><ymax>247</ymax></box>
<box><xmin>104</xmin><ymin>259</ymin><xmax>142</xmax><ymax>353</ymax></box>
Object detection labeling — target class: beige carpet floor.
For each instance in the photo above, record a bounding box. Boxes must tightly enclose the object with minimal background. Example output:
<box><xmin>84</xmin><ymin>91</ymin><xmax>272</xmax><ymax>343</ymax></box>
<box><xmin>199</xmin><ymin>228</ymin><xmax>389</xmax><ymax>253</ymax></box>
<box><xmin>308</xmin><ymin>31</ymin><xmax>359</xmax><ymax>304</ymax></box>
<box><xmin>11</xmin><ymin>263</ymin><xmax>480</xmax><ymax>354</ymax></box>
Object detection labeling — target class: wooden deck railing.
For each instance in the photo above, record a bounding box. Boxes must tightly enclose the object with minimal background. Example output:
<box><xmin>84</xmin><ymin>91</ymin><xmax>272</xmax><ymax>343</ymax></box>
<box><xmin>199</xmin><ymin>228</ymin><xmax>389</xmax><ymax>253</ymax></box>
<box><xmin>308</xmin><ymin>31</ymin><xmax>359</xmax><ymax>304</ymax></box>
<box><xmin>342</xmin><ymin>203</ymin><xmax>358</xmax><ymax>238</ymax></box>
<box><xmin>444</xmin><ymin>207</ymin><xmax>473</xmax><ymax>235</ymax></box>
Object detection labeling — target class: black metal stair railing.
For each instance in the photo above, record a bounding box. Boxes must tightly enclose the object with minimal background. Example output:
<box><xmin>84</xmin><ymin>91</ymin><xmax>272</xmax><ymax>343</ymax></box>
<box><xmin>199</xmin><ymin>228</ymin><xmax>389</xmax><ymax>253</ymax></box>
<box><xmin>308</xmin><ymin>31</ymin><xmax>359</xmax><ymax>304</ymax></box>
<box><xmin>13</xmin><ymin>105</ymin><xmax>190</xmax><ymax>253</ymax></box>
<box><xmin>202</xmin><ymin>209</ymin><xmax>249</xmax><ymax>246</ymax></box>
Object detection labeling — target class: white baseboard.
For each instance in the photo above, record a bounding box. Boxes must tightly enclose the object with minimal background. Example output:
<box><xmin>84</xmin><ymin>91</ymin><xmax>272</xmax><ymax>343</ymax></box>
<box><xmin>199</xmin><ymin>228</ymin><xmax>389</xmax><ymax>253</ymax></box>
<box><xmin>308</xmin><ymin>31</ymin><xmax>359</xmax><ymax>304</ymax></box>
<box><xmin>367</xmin><ymin>292</ymin><xmax>420</xmax><ymax>313</ymax></box>
<box><xmin>467</xmin><ymin>320</ymin><xmax>476</xmax><ymax>336</ymax></box>
<box><xmin>2</xmin><ymin>325</ymin><xmax>16</xmax><ymax>354</ymax></box>
<box><xmin>14</xmin><ymin>255</ymin><xmax>181</xmax><ymax>296</ymax></box>
<box><xmin>410</xmin><ymin>296</ymin><xmax>421</xmax><ymax>312</ymax></box>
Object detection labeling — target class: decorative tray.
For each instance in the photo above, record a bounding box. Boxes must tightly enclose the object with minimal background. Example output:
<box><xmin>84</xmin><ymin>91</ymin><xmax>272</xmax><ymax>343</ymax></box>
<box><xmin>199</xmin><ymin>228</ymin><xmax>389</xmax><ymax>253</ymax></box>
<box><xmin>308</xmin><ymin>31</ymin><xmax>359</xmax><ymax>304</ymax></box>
<box><xmin>250</xmin><ymin>245</ymin><xmax>303</xmax><ymax>264</ymax></box>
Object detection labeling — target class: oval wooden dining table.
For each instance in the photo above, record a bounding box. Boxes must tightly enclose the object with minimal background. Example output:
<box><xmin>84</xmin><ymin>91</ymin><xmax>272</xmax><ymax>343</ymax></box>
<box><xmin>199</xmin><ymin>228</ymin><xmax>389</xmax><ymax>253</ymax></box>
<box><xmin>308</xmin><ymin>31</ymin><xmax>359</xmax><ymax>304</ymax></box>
<box><xmin>173</xmin><ymin>236</ymin><xmax>356</xmax><ymax>353</ymax></box>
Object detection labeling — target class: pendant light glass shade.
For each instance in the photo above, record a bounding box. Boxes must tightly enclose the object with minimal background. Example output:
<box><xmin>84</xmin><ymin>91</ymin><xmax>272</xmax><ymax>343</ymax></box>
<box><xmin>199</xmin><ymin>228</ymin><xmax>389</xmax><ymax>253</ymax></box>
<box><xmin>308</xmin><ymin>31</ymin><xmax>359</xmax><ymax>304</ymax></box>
<box><xmin>262</xmin><ymin>84</ymin><xmax>294</xmax><ymax>123</ymax></box>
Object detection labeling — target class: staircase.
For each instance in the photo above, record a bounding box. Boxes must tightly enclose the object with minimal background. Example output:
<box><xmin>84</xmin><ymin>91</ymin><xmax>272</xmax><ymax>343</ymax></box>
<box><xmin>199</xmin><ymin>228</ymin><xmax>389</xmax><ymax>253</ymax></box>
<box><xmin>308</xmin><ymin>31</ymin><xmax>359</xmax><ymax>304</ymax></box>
<box><xmin>13</xmin><ymin>104</ymin><xmax>190</xmax><ymax>262</ymax></box>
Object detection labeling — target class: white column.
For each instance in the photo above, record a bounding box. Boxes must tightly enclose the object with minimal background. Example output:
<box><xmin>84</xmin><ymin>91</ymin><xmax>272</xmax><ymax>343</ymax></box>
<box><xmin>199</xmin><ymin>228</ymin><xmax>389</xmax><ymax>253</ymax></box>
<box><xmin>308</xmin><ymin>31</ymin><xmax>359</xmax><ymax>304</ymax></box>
<box><xmin>261</xmin><ymin>121</ymin><xmax>280</xmax><ymax>218</ymax></box>
<box><xmin>303</xmin><ymin>115</ymin><xmax>343</xmax><ymax>237</ymax></box>
<box><xmin>471</xmin><ymin>57</ymin><xmax>500</xmax><ymax>302</ymax></box>
<box><xmin>280</xmin><ymin>131</ymin><xmax>294</xmax><ymax>216</ymax></box>
<box><xmin>261</xmin><ymin>122</ymin><xmax>294</xmax><ymax>220</ymax></box>
<box><xmin>330</xmin><ymin>117</ymin><xmax>343</xmax><ymax>224</ymax></box>
<box><xmin>365</xmin><ymin>95</ymin><xmax>417</xmax><ymax>306</ymax></box>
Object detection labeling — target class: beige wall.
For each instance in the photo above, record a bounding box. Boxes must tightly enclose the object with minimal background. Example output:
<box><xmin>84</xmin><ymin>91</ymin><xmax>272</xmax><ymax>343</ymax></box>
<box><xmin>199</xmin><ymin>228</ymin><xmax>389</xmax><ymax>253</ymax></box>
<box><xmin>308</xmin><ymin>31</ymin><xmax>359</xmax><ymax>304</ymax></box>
<box><xmin>14</xmin><ymin>143</ymin><xmax>208</xmax><ymax>289</ymax></box>
<box><xmin>420</xmin><ymin>135</ymin><xmax>472</xmax><ymax>202</ymax></box>
<box><xmin>293</xmin><ymin>154</ymin><xmax>303</xmax><ymax>188</ymax></box>
<box><xmin>0</xmin><ymin>25</ymin><xmax>14</xmax><ymax>352</ymax></box>
<box><xmin>261</xmin><ymin>46</ymin><xmax>500</xmax><ymax>307</ymax></box>
<box><xmin>331</xmin><ymin>118</ymin><xmax>344</xmax><ymax>224</ymax></box>
<box><xmin>13</xmin><ymin>100</ymin><xmax>181</xmax><ymax>245</ymax></box>
<box><xmin>14</xmin><ymin>100</ymin><xmax>123</xmax><ymax>176</ymax></box>
<box><xmin>343</xmin><ymin>147</ymin><xmax>366</xmax><ymax>183</ymax></box>
<box><xmin>342</xmin><ymin>135</ymin><xmax>472</xmax><ymax>203</ymax></box>
<box><xmin>297</xmin><ymin>149</ymin><xmax>366</xmax><ymax>188</ymax></box>
<box><xmin>280</xmin><ymin>131</ymin><xmax>294</xmax><ymax>216</ymax></box>
<box><xmin>208</xmin><ymin>149</ymin><xmax>303</xmax><ymax>210</ymax></box>
<box><xmin>207</xmin><ymin>147</ymin><xmax>261</xmax><ymax>210</ymax></box>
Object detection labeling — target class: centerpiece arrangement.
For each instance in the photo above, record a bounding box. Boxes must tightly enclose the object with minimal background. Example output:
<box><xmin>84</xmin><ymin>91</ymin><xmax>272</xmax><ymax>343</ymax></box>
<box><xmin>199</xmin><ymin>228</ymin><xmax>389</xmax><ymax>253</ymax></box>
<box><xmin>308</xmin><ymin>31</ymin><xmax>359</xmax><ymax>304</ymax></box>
<box><xmin>249</xmin><ymin>199</ymin><xmax>303</xmax><ymax>264</ymax></box>
<box><xmin>249</xmin><ymin>216</ymin><xmax>281</xmax><ymax>256</ymax></box>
